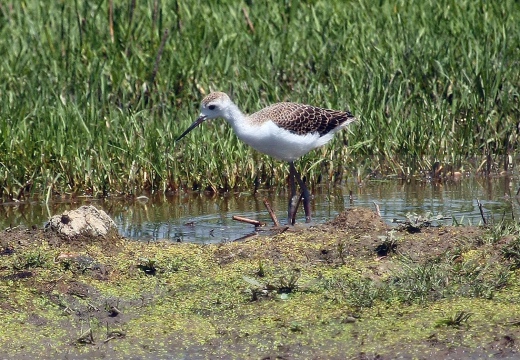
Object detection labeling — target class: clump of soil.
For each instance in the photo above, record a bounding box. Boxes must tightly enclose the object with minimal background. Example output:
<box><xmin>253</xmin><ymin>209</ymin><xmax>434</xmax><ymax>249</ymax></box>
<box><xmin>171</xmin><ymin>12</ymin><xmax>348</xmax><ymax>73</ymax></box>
<box><xmin>326</xmin><ymin>207</ymin><xmax>388</xmax><ymax>231</ymax></box>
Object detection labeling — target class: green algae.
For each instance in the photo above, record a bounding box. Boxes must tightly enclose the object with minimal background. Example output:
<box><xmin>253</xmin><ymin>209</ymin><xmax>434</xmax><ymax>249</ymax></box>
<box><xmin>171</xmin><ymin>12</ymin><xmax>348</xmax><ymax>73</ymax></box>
<box><xmin>1</xmin><ymin>217</ymin><xmax>520</xmax><ymax>358</ymax></box>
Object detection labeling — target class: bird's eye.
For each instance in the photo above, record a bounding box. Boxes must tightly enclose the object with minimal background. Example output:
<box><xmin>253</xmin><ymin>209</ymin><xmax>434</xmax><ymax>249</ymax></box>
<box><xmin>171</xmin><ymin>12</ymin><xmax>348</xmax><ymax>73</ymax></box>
<box><xmin>208</xmin><ymin>105</ymin><xmax>216</xmax><ymax>110</ymax></box>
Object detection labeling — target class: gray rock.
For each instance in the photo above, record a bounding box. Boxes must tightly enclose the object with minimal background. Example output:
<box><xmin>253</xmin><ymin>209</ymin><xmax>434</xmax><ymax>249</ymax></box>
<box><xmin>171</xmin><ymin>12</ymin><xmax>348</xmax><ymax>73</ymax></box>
<box><xmin>46</xmin><ymin>205</ymin><xmax>117</xmax><ymax>237</ymax></box>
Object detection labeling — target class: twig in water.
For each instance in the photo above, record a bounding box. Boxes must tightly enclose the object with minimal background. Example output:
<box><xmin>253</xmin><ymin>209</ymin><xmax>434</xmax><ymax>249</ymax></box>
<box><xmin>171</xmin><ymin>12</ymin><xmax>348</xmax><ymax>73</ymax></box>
<box><xmin>232</xmin><ymin>232</ymin><xmax>258</xmax><ymax>242</ymax></box>
<box><xmin>373</xmin><ymin>201</ymin><xmax>381</xmax><ymax>217</ymax></box>
<box><xmin>477</xmin><ymin>199</ymin><xmax>487</xmax><ymax>225</ymax></box>
<box><xmin>263</xmin><ymin>198</ymin><xmax>280</xmax><ymax>226</ymax></box>
<box><xmin>232</xmin><ymin>216</ymin><xmax>265</xmax><ymax>227</ymax></box>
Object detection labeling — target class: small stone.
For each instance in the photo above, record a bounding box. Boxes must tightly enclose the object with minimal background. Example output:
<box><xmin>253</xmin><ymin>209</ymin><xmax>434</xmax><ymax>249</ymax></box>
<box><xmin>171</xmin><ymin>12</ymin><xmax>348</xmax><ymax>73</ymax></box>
<box><xmin>343</xmin><ymin>316</ymin><xmax>357</xmax><ymax>323</ymax></box>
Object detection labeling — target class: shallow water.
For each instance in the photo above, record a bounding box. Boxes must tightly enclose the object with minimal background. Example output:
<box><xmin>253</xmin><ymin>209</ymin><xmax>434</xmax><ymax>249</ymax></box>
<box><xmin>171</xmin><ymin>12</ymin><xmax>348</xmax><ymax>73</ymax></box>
<box><xmin>1</xmin><ymin>177</ymin><xmax>519</xmax><ymax>244</ymax></box>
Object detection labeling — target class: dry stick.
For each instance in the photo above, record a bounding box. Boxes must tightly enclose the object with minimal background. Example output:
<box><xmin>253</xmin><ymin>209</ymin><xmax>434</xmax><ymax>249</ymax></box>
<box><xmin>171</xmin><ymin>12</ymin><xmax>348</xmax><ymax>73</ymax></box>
<box><xmin>174</xmin><ymin>0</ymin><xmax>183</xmax><ymax>32</ymax></box>
<box><xmin>263</xmin><ymin>198</ymin><xmax>280</xmax><ymax>227</ymax></box>
<box><xmin>152</xmin><ymin>0</ymin><xmax>159</xmax><ymax>34</ymax></box>
<box><xmin>108</xmin><ymin>0</ymin><xmax>114</xmax><ymax>43</ymax></box>
<box><xmin>124</xmin><ymin>0</ymin><xmax>137</xmax><ymax>56</ymax></box>
<box><xmin>373</xmin><ymin>201</ymin><xmax>381</xmax><ymax>217</ymax></box>
<box><xmin>145</xmin><ymin>29</ymin><xmax>169</xmax><ymax>105</ymax></box>
<box><xmin>512</xmin><ymin>199</ymin><xmax>516</xmax><ymax>221</ymax></box>
<box><xmin>232</xmin><ymin>232</ymin><xmax>259</xmax><ymax>242</ymax></box>
<box><xmin>74</xmin><ymin>0</ymin><xmax>83</xmax><ymax>47</ymax></box>
<box><xmin>128</xmin><ymin>0</ymin><xmax>136</xmax><ymax>28</ymax></box>
<box><xmin>17</xmin><ymin>180</ymin><xmax>31</xmax><ymax>200</ymax></box>
<box><xmin>78</xmin><ymin>328</ymin><xmax>94</xmax><ymax>344</ymax></box>
<box><xmin>477</xmin><ymin>199</ymin><xmax>487</xmax><ymax>225</ymax></box>
<box><xmin>232</xmin><ymin>216</ymin><xmax>265</xmax><ymax>227</ymax></box>
<box><xmin>242</xmin><ymin>7</ymin><xmax>255</xmax><ymax>33</ymax></box>
<box><xmin>104</xmin><ymin>330</ymin><xmax>126</xmax><ymax>343</ymax></box>
<box><xmin>150</xmin><ymin>29</ymin><xmax>170</xmax><ymax>86</ymax></box>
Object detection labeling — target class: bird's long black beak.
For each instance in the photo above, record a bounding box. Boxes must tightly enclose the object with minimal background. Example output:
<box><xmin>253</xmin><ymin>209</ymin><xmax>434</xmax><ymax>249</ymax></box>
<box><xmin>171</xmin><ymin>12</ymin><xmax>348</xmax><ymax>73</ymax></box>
<box><xmin>175</xmin><ymin>115</ymin><xmax>207</xmax><ymax>142</ymax></box>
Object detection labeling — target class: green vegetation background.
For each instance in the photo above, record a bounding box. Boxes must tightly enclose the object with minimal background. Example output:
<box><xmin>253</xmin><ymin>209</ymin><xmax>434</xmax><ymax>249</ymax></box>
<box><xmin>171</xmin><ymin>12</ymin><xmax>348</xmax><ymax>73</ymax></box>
<box><xmin>1</xmin><ymin>0</ymin><xmax>519</xmax><ymax>198</ymax></box>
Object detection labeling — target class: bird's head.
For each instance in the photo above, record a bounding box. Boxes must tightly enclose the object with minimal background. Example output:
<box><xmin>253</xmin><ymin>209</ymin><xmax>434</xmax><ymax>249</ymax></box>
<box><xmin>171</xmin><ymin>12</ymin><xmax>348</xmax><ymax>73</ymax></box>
<box><xmin>176</xmin><ymin>92</ymin><xmax>232</xmax><ymax>142</ymax></box>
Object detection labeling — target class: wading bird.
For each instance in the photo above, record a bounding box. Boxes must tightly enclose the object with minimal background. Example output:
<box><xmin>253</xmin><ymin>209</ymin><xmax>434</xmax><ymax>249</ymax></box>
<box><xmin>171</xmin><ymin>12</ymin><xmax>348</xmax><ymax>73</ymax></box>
<box><xmin>176</xmin><ymin>92</ymin><xmax>356</xmax><ymax>225</ymax></box>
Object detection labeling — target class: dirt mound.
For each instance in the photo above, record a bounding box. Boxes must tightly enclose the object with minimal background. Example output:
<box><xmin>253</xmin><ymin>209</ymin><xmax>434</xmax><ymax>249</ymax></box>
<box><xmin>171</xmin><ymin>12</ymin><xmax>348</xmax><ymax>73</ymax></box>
<box><xmin>326</xmin><ymin>207</ymin><xmax>388</xmax><ymax>231</ymax></box>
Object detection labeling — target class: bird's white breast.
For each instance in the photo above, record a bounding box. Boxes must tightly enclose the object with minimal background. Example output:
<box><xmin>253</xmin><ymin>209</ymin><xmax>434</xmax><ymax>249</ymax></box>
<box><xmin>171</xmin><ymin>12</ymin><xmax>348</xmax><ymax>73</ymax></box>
<box><xmin>232</xmin><ymin>120</ymin><xmax>328</xmax><ymax>162</ymax></box>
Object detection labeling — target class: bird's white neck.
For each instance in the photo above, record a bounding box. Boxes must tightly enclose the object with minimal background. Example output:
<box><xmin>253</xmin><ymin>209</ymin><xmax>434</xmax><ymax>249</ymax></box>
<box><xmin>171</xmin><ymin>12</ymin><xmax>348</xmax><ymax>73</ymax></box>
<box><xmin>221</xmin><ymin>102</ymin><xmax>249</xmax><ymax>133</ymax></box>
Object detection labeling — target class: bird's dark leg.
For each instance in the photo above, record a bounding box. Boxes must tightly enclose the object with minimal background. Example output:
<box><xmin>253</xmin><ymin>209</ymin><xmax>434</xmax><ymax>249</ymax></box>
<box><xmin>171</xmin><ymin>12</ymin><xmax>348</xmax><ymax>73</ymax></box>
<box><xmin>291</xmin><ymin>164</ymin><xmax>312</xmax><ymax>223</ymax></box>
<box><xmin>288</xmin><ymin>161</ymin><xmax>299</xmax><ymax>225</ymax></box>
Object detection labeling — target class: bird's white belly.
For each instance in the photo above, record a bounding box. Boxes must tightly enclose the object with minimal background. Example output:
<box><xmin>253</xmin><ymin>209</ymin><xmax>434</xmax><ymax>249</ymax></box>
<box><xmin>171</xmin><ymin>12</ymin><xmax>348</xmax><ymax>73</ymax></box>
<box><xmin>233</xmin><ymin>121</ymin><xmax>330</xmax><ymax>162</ymax></box>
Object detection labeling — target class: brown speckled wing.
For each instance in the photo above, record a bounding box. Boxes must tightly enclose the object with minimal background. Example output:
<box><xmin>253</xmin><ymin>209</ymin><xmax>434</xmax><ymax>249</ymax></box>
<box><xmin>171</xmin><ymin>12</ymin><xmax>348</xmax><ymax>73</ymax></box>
<box><xmin>249</xmin><ymin>103</ymin><xmax>355</xmax><ymax>136</ymax></box>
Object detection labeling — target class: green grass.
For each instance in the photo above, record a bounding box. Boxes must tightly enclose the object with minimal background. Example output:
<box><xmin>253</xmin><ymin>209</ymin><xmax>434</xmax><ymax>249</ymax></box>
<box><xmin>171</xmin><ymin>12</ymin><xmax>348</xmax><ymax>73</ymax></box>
<box><xmin>324</xmin><ymin>249</ymin><xmax>511</xmax><ymax>308</ymax></box>
<box><xmin>1</xmin><ymin>0</ymin><xmax>519</xmax><ymax>199</ymax></box>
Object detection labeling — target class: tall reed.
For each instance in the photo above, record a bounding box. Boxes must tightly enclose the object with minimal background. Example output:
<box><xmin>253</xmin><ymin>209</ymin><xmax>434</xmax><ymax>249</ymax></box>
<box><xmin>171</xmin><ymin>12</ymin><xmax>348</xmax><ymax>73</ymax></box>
<box><xmin>1</xmin><ymin>0</ymin><xmax>519</xmax><ymax>199</ymax></box>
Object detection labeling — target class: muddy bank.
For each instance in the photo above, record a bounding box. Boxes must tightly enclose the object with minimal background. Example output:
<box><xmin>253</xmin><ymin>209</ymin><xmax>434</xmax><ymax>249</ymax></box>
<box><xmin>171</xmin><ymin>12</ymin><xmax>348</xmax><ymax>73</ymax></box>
<box><xmin>1</xmin><ymin>208</ymin><xmax>520</xmax><ymax>359</ymax></box>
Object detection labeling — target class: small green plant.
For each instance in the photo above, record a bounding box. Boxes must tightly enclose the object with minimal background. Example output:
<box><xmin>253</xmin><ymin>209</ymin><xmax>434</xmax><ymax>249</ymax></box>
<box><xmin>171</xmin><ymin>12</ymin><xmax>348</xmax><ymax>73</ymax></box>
<box><xmin>58</xmin><ymin>255</ymin><xmax>98</xmax><ymax>274</ymax></box>
<box><xmin>256</xmin><ymin>260</ymin><xmax>266</xmax><ymax>277</ymax></box>
<box><xmin>324</xmin><ymin>247</ymin><xmax>511</xmax><ymax>308</ymax></box>
<box><xmin>289</xmin><ymin>321</ymin><xmax>303</xmax><ymax>332</ymax></box>
<box><xmin>242</xmin><ymin>275</ymin><xmax>276</xmax><ymax>301</ymax></box>
<box><xmin>164</xmin><ymin>258</ymin><xmax>183</xmax><ymax>273</ymax></box>
<box><xmin>242</xmin><ymin>269</ymin><xmax>305</xmax><ymax>301</ymax></box>
<box><xmin>13</xmin><ymin>251</ymin><xmax>48</xmax><ymax>270</ymax></box>
<box><xmin>323</xmin><ymin>276</ymin><xmax>382</xmax><ymax>309</ymax></box>
<box><xmin>278</xmin><ymin>269</ymin><xmax>301</xmax><ymax>294</ymax></box>
<box><xmin>393</xmin><ymin>212</ymin><xmax>449</xmax><ymax>233</ymax></box>
<box><xmin>435</xmin><ymin>311</ymin><xmax>472</xmax><ymax>328</ymax></box>
<box><xmin>486</xmin><ymin>220</ymin><xmax>520</xmax><ymax>245</ymax></box>
<box><xmin>501</xmin><ymin>237</ymin><xmax>520</xmax><ymax>269</ymax></box>
<box><xmin>137</xmin><ymin>258</ymin><xmax>157</xmax><ymax>276</ymax></box>
<box><xmin>376</xmin><ymin>230</ymin><xmax>400</xmax><ymax>256</ymax></box>
<box><xmin>75</xmin><ymin>316</ymin><xmax>95</xmax><ymax>346</ymax></box>
<box><xmin>336</xmin><ymin>240</ymin><xmax>348</xmax><ymax>265</ymax></box>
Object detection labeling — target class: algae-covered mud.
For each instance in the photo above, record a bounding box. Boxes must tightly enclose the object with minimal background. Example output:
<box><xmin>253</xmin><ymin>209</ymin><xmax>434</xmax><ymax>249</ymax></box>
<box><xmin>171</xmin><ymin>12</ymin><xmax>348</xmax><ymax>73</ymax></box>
<box><xmin>1</xmin><ymin>208</ymin><xmax>520</xmax><ymax>359</ymax></box>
